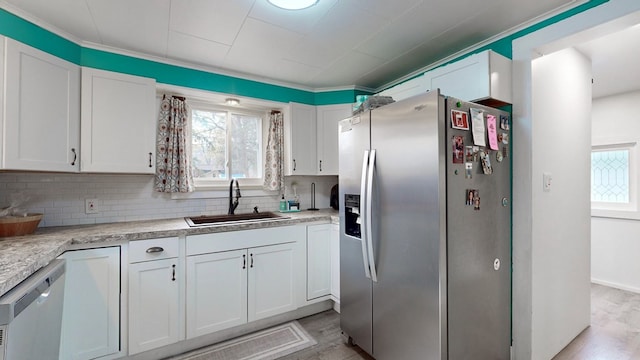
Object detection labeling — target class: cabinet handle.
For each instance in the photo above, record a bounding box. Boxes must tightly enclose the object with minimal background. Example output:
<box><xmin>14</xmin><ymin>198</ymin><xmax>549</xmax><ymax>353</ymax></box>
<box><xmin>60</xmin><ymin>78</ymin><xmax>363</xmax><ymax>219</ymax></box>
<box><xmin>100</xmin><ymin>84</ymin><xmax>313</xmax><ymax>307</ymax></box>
<box><xmin>319</xmin><ymin>160</ymin><xmax>322</xmax><ymax>172</ymax></box>
<box><xmin>293</xmin><ymin>159</ymin><xmax>296</xmax><ymax>171</ymax></box>
<box><xmin>71</xmin><ymin>148</ymin><xmax>77</xmax><ymax>166</ymax></box>
<box><xmin>250</xmin><ymin>253</ymin><xmax>254</xmax><ymax>268</ymax></box>
<box><xmin>242</xmin><ymin>254</ymin><xmax>246</xmax><ymax>269</ymax></box>
<box><xmin>171</xmin><ymin>264</ymin><xmax>176</xmax><ymax>281</ymax></box>
<box><xmin>146</xmin><ymin>246</ymin><xmax>164</xmax><ymax>253</ymax></box>
<box><xmin>148</xmin><ymin>152</ymin><xmax>153</xmax><ymax>168</ymax></box>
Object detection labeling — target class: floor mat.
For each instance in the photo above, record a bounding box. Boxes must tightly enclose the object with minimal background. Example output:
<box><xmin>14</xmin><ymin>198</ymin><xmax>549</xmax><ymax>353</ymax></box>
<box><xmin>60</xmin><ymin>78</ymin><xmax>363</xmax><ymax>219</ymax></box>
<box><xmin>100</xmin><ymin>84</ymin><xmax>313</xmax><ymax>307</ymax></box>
<box><xmin>171</xmin><ymin>321</ymin><xmax>316</xmax><ymax>360</ymax></box>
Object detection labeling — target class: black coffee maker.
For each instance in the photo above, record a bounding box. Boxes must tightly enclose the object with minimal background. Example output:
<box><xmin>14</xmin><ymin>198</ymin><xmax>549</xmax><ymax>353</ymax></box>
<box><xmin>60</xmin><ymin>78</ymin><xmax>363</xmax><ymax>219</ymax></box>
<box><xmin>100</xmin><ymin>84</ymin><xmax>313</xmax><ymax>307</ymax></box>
<box><xmin>330</xmin><ymin>184</ymin><xmax>339</xmax><ymax>210</ymax></box>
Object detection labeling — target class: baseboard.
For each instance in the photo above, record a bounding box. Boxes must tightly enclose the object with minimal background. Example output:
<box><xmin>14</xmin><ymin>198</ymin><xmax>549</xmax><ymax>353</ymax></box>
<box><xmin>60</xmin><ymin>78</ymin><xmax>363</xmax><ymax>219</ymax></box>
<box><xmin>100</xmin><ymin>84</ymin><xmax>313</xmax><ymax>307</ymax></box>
<box><xmin>591</xmin><ymin>278</ymin><xmax>640</xmax><ymax>294</ymax></box>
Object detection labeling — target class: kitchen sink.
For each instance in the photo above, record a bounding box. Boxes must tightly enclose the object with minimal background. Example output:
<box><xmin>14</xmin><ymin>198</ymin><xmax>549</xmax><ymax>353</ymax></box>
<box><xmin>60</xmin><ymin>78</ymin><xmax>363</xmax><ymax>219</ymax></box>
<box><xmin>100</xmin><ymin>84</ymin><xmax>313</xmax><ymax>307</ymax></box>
<box><xmin>185</xmin><ymin>212</ymin><xmax>288</xmax><ymax>227</ymax></box>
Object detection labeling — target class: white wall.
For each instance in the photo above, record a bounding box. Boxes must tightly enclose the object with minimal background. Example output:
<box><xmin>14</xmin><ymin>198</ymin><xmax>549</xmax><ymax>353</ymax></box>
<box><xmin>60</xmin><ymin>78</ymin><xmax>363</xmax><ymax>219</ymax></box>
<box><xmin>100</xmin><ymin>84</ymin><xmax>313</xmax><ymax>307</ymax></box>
<box><xmin>591</xmin><ymin>90</ymin><xmax>640</xmax><ymax>293</ymax></box>
<box><xmin>512</xmin><ymin>2</ymin><xmax>640</xmax><ymax>359</ymax></box>
<box><xmin>0</xmin><ymin>173</ymin><xmax>337</xmax><ymax>227</ymax></box>
<box><xmin>530</xmin><ymin>47</ymin><xmax>592</xmax><ymax>360</ymax></box>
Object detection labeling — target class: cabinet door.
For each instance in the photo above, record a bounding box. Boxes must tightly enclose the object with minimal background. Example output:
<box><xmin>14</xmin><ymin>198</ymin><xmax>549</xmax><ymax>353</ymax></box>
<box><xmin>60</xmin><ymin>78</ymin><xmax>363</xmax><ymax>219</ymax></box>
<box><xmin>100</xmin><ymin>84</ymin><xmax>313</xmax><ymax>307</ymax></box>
<box><xmin>186</xmin><ymin>250</ymin><xmax>248</xmax><ymax>338</ymax></box>
<box><xmin>59</xmin><ymin>247</ymin><xmax>120</xmax><ymax>360</ymax></box>
<box><xmin>316</xmin><ymin>104</ymin><xmax>351</xmax><ymax>175</ymax></box>
<box><xmin>330</xmin><ymin>223</ymin><xmax>340</xmax><ymax>301</ymax></box>
<box><xmin>81</xmin><ymin>67</ymin><xmax>156</xmax><ymax>173</ymax></box>
<box><xmin>307</xmin><ymin>224</ymin><xmax>331</xmax><ymax>300</ymax></box>
<box><xmin>248</xmin><ymin>243</ymin><xmax>297</xmax><ymax>321</ymax></box>
<box><xmin>287</xmin><ymin>102</ymin><xmax>316</xmax><ymax>175</ymax></box>
<box><xmin>4</xmin><ymin>38</ymin><xmax>80</xmax><ymax>172</ymax></box>
<box><xmin>129</xmin><ymin>258</ymin><xmax>181</xmax><ymax>355</ymax></box>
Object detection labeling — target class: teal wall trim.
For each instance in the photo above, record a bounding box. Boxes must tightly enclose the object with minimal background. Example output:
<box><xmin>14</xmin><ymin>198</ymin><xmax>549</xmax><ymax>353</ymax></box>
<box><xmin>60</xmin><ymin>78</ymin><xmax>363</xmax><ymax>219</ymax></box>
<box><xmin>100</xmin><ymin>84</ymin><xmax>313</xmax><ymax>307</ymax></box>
<box><xmin>315</xmin><ymin>89</ymin><xmax>362</xmax><ymax>105</ymax></box>
<box><xmin>0</xmin><ymin>8</ymin><xmax>80</xmax><ymax>64</ymax></box>
<box><xmin>0</xmin><ymin>7</ymin><xmax>352</xmax><ymax>106</ymax></box>
<box><xmin>81</xmin><ymin>47</ymin><xmax>319</xmax><ymax>105</ymax></box>
<box><xmin>0</xmin><ymin>0</ymin><xmax>610</xmax><ymax>105</ymax></box>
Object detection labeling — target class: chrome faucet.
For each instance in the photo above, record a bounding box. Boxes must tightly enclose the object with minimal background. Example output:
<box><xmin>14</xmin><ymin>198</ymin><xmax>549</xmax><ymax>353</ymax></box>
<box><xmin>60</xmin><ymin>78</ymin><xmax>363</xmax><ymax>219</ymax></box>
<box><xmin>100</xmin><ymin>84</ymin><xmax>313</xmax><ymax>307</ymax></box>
<box><xmin>228</xmin><ymin>179</ymin><xmax>241</xmax><ymax>215</ymax></box>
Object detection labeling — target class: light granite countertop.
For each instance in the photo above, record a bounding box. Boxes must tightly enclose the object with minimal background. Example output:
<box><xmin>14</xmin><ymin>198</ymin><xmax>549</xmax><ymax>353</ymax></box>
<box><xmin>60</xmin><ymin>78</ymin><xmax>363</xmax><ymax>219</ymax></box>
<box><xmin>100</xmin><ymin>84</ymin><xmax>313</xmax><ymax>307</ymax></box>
<box><xmin>0</xmin><ymin>209</ymin><xmax>338</xmax><ymax>298</ymax></box>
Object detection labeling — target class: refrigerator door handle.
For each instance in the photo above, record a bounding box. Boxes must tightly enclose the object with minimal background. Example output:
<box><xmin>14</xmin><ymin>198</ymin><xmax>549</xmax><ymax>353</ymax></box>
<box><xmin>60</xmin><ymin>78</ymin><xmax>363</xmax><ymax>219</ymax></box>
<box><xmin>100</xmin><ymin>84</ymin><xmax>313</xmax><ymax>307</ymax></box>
<box><xmin>366</xmin><ymin>149</ymin><xmax>378</xmax><ymax>282</ymax></box>
<box><xmin>360</xmin><ymin>150</ymin><xmax>372</xmax><ymax>279</ymax></box>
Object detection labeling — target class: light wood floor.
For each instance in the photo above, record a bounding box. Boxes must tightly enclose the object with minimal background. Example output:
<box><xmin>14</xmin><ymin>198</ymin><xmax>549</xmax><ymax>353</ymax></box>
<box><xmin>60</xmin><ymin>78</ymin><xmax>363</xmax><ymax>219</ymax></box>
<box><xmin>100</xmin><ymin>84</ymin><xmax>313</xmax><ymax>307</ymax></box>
<box><xmin>278</xmin><ymin>310</ymin><xmax>372</xmax><ymax>360</ymax></box>
<box><xmin>553</xmin><ymin>283</ymin><xmax>640</xmax><ymax>360</ymax></box>
<box><xmin>289</xmin><ymin>284</ymin><xmax>640</xmax><ymax>360</ymax></box>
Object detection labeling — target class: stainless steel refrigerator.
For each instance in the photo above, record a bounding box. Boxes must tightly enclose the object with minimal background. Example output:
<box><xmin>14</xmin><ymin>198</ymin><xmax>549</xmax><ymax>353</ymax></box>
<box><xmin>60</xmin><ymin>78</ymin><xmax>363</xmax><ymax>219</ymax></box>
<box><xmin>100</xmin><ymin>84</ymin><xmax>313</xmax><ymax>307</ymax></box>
<box><xmin>339</xmin><ymin>90</ymin><xmax>511</xmax><ymax>360</ymax></box>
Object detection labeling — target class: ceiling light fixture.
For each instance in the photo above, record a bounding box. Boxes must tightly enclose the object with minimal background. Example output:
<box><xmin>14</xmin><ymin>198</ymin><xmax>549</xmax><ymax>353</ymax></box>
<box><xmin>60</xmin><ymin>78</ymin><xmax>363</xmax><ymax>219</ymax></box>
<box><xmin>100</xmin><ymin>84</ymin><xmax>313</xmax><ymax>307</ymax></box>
<box><xmin>225</xmin><ymin>98</ymin><xmax>240</xmax><ymax>106</ymax></box>
<box><xmin>267</xmin><ymin>0</ymin><xmax>318</xmax><ymax>10</ymax></box>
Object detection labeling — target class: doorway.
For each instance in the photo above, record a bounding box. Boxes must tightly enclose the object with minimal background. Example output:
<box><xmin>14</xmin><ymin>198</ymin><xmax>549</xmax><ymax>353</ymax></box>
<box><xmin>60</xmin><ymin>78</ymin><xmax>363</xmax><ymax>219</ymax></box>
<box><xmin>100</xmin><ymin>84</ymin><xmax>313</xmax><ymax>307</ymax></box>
<box><xmin>511</xmin><ymin>2</ymin><xmax>640</xmax><ymax>359</ymax></box>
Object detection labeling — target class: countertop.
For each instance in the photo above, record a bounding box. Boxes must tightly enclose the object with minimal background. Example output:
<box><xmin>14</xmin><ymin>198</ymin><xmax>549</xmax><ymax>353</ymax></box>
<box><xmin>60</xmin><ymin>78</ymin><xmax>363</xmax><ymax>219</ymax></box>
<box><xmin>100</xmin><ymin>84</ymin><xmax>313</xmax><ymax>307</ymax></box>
<box><xmin>0</xmin><ymin>209</ymin><xmax>338</xmax><ymax>298</ymax></box>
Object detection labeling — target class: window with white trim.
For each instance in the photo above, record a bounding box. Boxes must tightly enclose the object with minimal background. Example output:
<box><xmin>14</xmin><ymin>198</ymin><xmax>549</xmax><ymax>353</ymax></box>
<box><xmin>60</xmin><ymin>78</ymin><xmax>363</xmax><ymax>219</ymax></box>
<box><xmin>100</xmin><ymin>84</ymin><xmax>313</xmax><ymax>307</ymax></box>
<box><xmin>591</xmin><ymin>143</ymin><xmax>636</xmax><ymax>211</ymax></box>
<box><xmin>190</xmin><ymin>103</ymin><xmax>264</xmax><ymax>188</ymax></box>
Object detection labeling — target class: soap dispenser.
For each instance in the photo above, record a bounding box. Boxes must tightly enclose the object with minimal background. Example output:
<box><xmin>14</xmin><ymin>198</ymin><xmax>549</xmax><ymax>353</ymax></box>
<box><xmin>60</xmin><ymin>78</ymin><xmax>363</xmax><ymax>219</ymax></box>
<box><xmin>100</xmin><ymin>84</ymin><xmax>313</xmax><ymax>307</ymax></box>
<box><xmin>279</xmin><ymin>194</ymin><xmax>287</xmax><ymax>211</ymax></box>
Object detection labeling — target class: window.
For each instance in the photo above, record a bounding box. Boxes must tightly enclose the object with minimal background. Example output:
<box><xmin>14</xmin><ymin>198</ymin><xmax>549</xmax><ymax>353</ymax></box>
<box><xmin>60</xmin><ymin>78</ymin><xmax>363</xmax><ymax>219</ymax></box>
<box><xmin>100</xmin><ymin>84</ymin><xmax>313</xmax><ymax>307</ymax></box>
<box><xmin>591</xmin><ymin>148</ymin><xmax>629</xmax><ymax>203</ymax></box>
<box><xmin>190</xmin><ymin>104</ymin><xmax>263</xmax><ymax>188</ymax></box>
<box><xmin>591</xmin><ymin>143</ymin><xmax>636</xmax><ymax>212</ymax></box>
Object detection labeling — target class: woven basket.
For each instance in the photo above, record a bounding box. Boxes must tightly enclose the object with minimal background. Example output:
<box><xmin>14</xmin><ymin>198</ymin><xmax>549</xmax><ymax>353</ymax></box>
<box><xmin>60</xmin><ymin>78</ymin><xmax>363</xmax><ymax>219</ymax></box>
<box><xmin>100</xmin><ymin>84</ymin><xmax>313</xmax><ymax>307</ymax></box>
<box><xmin>0</xmin><ymin>214</ymin><xmax>43</xmax><ymax>237</ymax></box>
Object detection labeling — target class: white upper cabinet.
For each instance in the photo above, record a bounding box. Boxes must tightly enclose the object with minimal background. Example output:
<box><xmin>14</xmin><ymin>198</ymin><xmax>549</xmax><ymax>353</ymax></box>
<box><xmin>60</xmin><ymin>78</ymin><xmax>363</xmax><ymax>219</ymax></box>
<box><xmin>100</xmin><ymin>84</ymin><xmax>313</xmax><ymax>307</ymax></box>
<box><xmin>316</xmin><ymin>104</ymin><xmax>351</xmax><ymax>175</ymax></box>
<box><xmin>81</xmin><ymin>67</ymin><xmax>156</xmax><ymax>173</ymax></box>
<box><xmin>3</xmin><ymin>38</ymin><xmax>80</xmax><ymax>172</ymax></box>
<box><xmin>285</xmin><ymin>102</ymin><xmax>350</xmax><ymax>176</ymax></box>
<box><xmin>285</xmin><ymin>102</ymin><xmax>317</xmax><ymax>175</ymax></box>
<box><xmin>424</xmin><ymin>50</ymin><xmax>512</xmax><ymax>106</ymax></box>
<box><xmin>378</xmin><ymin>74</ymin><xmax>428</xmax><ymax>102</ymax></box>
<box><xmin>379</xmin><ymin>50</ymin><xmax>512</xmax><ymax>106</ymax></box>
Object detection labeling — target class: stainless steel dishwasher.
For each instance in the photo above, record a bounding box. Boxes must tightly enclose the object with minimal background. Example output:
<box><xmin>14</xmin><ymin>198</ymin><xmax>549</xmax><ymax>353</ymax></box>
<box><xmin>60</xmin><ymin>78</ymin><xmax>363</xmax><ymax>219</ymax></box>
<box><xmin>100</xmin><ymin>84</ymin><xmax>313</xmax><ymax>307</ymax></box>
<box><xmin>0</xmin><ymin>259</ymin><xmax>66</xmax><ymax>360</ymax></box>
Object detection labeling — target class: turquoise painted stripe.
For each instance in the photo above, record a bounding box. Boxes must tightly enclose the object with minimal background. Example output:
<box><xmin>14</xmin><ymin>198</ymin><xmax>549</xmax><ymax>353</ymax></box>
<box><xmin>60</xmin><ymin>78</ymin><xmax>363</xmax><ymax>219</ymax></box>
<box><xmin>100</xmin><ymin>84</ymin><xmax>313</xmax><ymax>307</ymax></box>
<box><xmin>0</xmin><ymin>8</ymin><xmax>80</xmax><ymax>63</ymax></box>
<box><xmin>0</xmin><ymin>0</ymin><xmax>609</xmax><ymax>105</ymax></box>
<box><xmin>315</xmin><ymin>89</ymin><xmax>362</xmax><ymax>105</ymax></box>
<box><xmin>81</xmin><ymin>47</ymin><xmax>319</xmax><ymax>105</ymax></box>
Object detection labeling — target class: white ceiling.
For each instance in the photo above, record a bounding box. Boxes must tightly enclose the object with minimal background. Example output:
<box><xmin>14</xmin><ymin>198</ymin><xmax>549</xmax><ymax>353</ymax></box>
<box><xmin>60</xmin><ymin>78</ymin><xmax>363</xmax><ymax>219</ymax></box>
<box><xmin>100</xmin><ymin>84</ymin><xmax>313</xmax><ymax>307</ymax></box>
<box><xmin>575</xmin><ymin>23</ymin><xmax>640</xmax><ymax>99</ymax></box>
<box><xmin>1</xmin><ymin>0</ymin><xmax>579</xmax><ymax>91</ymax></box>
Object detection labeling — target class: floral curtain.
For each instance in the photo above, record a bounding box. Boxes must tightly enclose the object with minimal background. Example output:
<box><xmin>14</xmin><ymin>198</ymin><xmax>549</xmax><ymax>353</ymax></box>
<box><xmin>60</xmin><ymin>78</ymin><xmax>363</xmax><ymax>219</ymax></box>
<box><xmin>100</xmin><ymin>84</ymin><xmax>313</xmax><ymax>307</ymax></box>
<box><xmin>154</xmin><ymin>95</ymin><xmax>194</xmax><ymax>193</ymax></box>
<box><xmin>263</xmin><ymin>111</ymin><xmax>284</xmax><ymax>191</ymax></box>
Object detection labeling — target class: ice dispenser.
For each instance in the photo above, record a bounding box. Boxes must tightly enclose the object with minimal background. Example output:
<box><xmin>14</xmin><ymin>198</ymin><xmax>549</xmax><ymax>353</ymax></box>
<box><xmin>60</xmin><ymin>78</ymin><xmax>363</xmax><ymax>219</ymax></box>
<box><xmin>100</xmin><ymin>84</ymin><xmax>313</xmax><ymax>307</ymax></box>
<box><xmin>344</xmin><ymin>194</ymin><xmax>361</xmax><ymax>238</ymax></box>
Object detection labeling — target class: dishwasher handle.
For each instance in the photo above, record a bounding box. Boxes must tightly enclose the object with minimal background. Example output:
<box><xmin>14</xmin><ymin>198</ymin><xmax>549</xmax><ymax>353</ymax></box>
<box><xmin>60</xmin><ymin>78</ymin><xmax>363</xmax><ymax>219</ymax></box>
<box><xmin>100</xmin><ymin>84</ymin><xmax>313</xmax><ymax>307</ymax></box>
<box><xmin>0</xmin><ymin>259</ymin><xmax>66</xmax><ymax>323</ymax></box>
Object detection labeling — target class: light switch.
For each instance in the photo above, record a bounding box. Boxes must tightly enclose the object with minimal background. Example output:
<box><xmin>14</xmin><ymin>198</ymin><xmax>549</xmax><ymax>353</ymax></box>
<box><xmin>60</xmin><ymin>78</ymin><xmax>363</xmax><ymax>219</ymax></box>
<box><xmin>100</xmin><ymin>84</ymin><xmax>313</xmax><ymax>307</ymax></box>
<box><xmin>543</xmin><ymin>173</ymin><xmax>552</xmax><ymax>192</ymax></box>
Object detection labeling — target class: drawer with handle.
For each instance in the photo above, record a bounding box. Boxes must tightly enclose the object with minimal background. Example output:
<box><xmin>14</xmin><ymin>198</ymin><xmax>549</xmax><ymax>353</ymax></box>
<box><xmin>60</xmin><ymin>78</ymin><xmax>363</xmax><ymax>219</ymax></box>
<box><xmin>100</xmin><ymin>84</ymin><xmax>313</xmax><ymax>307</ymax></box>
<box><xmin>129</xmin><ymin>237</ymin><xmax>179</xmax><ymax>263</ymax></box>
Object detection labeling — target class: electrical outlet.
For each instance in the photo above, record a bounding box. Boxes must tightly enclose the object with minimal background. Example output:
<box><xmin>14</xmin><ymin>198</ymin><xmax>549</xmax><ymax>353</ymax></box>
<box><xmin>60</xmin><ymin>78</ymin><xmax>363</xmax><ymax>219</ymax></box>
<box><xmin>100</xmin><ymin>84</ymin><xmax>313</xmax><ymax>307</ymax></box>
<box><xmin>85</xmin><ymin>198</ymin><xmax>99</xmax><ymax>214</ymax></box>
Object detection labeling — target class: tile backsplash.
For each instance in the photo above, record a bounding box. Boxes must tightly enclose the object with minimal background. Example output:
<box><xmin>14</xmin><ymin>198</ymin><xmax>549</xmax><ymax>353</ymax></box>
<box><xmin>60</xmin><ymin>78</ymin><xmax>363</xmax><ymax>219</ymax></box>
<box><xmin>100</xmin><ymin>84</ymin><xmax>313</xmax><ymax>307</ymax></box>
<box><xmin>0</xmin><ymin>173</ymin><xmax>337</xmax><ymax>227</ymax></box>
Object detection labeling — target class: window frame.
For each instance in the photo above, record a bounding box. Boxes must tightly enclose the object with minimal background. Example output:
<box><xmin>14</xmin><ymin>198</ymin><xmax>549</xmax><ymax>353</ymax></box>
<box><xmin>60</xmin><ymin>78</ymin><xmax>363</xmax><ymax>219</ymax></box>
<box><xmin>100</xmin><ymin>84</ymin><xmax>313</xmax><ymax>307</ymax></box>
<box><xmin>188</xmin><ymin>100</ymin><xmax>268</xmax><ymax>190</ymax></box>
<box><xmin>591</xmin><ymin>142</ymin><xmax>638</xmax><ymax>218</ymax></box>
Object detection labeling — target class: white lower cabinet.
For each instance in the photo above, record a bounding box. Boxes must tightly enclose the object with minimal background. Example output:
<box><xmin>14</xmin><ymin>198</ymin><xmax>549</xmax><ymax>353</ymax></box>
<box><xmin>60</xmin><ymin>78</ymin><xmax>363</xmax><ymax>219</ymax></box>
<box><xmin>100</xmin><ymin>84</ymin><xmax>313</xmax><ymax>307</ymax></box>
<box><xmin>248</xmin><ymin>243</ymin><xmax>297</xmax><ymax>321</ymax></box>
<box><xmin>185</xmin><ymin>226</ymin><xmax>305</xmax><ymax>339</ymax></box>
<box><xmin>186</xmin><ymin>249</ymin><xmax>248</xmax><ymax>338</ymax></box>
<box><xmin>128</xmin><ymin>238</ymin><xmax>182</xmax><ymax>355</ymax></box>
<box><xmin>306</xmin><ymin>223</ymin><xmax>340</xmax><ymax>305</ymax></box>
<box><xmin>186</xmin><ymin>242</ymin><xmax>297</xmax><ymax>339</ymax></box>
<box><xmin>59</xmin><ymin>247</ymin><xmax>121</xmax><ymax>360</ymax></box>
<box><xmin>307</xmin><ymin>224</ymin><xmax>332</xmax><ymax>300</ymax></box>
<box><xmin>330</xmin><ymin>223</ymin><xmax>340</xmax><ymax>302</ymax></box>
